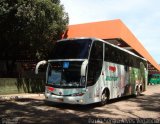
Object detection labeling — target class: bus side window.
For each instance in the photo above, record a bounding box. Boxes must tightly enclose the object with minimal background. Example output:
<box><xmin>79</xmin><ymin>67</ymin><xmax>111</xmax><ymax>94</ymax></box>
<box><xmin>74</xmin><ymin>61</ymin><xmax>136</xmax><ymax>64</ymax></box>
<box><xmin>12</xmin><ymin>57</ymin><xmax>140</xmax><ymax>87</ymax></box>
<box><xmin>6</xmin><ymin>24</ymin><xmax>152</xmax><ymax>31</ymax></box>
<box><xmin>119</xmin><ymin>51</ymin><xmax>124</xmax><ymax>65</ymax></box>
<box><xmin>105</xmin><ymin>44</ymin><xmax>109</xmax><ymax>61</ymax></box>
<box><xmin>87</xmin><ymin>41</ymin><xmax>103</xmax><ymax>86</ymax></box>
<box><xmin>124</xmin><ymin>52</ymin><xmax>129</xmax><ymax>66</ymax></box>
<box><xmin>105</xmin><ymin>44</ymin><xmax>113</xmax><ymax>62</ymax></box>
<box><xmin>115</xmin><ymin>48</ymin><xmax>120</xmax><ymax>63</ymax></box>
<box><xmin>90</xmin><ymin>41</ymin><xmax>103</xmax><ymax>60</ymax></box>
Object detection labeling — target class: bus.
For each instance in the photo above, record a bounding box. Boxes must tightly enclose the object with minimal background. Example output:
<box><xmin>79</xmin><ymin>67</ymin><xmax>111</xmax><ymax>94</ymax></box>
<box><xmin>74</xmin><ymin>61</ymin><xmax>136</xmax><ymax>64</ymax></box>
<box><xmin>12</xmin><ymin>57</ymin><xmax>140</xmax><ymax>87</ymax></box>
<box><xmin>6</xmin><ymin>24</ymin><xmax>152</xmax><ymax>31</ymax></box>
<box><xmin>35</xmin><ymin>37</ymin><xmax>148</xmax><ymax>105</ymax></box>
<box><xmin>149</xmin><ymin>74</ymin><xmax>160</xmax><ymax>85</ymax></box>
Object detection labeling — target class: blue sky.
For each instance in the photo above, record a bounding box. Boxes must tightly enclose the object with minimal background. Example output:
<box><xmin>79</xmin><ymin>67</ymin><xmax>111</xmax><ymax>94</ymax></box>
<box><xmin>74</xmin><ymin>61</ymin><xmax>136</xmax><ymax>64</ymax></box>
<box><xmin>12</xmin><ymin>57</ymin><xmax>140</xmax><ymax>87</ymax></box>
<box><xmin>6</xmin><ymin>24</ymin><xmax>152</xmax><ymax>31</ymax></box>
<box><xmin>61</xmin><ymin>0</ymin><xmax>160</xmax><ymax>64</ymax></box>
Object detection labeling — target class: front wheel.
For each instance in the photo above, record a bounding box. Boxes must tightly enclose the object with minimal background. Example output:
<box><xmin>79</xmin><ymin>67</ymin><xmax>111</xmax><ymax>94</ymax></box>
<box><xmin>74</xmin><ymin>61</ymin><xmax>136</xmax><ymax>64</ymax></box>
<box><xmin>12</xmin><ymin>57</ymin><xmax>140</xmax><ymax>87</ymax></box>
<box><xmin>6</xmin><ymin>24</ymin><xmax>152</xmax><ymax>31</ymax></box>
<box><xmin>99</xmin><ymin>90</ymin><xmax>108</xmax><ymax>106</ymax></box>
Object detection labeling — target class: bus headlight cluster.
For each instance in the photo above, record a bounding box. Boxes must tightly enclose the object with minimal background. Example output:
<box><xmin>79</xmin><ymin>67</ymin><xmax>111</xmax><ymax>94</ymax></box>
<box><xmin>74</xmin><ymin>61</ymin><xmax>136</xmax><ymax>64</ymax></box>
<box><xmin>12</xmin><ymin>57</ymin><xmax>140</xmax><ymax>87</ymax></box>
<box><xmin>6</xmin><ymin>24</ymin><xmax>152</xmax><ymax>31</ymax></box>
<box><xmin>77</xmin><ymin>99</ymin><xmax>84</xmax><ymax>103</ymax></box>
<box><xmin>80</xmin><ymin>99</ymin><xmax>84</xmax><ymax>103</ymax></box>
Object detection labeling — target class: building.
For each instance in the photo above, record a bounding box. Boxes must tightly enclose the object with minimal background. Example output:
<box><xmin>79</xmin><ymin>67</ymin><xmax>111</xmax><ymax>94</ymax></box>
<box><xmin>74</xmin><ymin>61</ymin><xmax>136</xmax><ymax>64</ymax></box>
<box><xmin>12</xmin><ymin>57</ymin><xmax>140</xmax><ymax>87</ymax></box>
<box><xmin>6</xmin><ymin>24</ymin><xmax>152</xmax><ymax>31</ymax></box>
<box><xmin>62</xmin><ymin>19</ymin><xmax>160</xmax><ymax>75</ymax></box>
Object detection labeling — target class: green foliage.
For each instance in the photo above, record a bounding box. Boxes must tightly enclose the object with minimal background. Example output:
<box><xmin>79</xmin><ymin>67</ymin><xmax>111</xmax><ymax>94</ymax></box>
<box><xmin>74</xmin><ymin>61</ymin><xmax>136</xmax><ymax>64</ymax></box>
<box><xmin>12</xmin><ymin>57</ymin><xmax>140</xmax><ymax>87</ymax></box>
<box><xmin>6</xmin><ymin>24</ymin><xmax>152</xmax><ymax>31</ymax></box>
<box><xmin>0</xmin><ymin>0</ymin><xmax>69</xmax><ymax>60</ymax></box>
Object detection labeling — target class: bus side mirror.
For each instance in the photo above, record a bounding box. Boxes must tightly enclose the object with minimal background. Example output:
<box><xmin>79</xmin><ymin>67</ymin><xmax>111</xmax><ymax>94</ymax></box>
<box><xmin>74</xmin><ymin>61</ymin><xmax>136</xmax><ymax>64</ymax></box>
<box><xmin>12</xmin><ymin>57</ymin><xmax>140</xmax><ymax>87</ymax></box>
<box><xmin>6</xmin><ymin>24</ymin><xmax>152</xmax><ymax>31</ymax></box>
<box><xmin>35</xmin><ymin>60</ymin><xmax>47</xmax><ymax>74</ymax></box>
<box><xmin>81</xmin><ymin>60</ymin><xmax>88</xmax><ymax>76</ymax></box>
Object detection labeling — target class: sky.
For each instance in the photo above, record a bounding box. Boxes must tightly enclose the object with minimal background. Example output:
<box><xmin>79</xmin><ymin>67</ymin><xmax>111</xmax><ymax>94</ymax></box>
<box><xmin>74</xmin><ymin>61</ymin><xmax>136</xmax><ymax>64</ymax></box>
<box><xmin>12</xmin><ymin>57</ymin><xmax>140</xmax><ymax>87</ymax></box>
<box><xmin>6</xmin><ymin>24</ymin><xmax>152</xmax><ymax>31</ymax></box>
<box><xmin>60</xmin><ymin>0</ymin><xmax>160</xmax><ymax>64</ymax></box>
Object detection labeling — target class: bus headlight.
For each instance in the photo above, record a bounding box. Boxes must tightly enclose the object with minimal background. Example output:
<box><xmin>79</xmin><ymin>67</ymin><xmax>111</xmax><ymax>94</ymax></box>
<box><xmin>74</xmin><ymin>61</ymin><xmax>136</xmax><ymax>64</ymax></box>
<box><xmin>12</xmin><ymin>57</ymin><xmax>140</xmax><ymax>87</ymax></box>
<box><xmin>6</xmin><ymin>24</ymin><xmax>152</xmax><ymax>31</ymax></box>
<box><xmin>77</xmin><ymin>99</ymin><xmax>84</xmax><ymax>103</ymax></box>
<box><xmin>80</xmin><ymin>99</ymin><xmax>84</xmax><ymax>103</ymax></box>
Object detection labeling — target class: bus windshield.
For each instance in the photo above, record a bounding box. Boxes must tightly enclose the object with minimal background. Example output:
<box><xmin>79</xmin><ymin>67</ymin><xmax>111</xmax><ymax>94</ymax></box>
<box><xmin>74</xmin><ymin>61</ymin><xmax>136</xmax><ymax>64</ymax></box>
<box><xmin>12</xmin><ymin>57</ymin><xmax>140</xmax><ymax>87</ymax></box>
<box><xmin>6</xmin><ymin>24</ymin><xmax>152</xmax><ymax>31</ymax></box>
<box><xmin>51</xmin><ymin>39</ymin><xmax>92</xmax><ymax>59</ymax></box>
<box><xmin>47</xmin><ymin>61</ymin><xmax>85</xmax><ymax>88</ymax></box>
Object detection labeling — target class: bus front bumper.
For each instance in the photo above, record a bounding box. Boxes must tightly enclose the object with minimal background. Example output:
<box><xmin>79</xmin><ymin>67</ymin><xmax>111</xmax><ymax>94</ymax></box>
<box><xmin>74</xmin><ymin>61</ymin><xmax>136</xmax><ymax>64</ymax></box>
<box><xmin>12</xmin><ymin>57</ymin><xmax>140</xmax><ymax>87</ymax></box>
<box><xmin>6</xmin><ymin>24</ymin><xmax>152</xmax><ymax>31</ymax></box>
<box><xmin>45</xmin><ymin>93</ymin><xmax>86</xmax><ymax>104</ymax></box>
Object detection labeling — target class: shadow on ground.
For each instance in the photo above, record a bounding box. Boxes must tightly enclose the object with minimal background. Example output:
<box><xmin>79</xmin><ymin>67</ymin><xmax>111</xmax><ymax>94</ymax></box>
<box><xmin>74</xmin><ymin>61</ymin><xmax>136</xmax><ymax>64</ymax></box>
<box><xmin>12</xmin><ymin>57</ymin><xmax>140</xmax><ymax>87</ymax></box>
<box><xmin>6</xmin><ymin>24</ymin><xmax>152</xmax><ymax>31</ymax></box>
<box><xmin>0</xmin><ymin>93</ymin><xmax>159</xmax><ymax>123</ymax></box>
<box><xmin>0</xmin><ymin>98</ymin><xmax>96</xmax><ymax>124</ymax></box>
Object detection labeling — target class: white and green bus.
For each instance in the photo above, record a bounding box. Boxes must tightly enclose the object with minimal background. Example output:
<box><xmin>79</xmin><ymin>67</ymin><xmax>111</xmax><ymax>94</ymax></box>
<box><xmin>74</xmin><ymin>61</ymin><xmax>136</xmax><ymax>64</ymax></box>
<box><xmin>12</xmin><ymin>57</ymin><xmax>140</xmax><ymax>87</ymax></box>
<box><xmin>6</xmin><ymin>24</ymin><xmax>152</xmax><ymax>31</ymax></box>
<box><xmin>35</xmin><ymin>38</ymin><xmax>148</xmax><ymax>105</ymax></box>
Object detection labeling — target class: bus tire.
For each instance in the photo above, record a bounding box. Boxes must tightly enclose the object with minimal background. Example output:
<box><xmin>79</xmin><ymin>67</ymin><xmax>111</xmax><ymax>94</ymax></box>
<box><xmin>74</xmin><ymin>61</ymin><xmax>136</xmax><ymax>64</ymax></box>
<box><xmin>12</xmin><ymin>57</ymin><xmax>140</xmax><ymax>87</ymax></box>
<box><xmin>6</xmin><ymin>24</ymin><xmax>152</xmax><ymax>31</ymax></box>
<box><xmin>140</xmin><ymin>85</ymin><xmax>143</xmax><ymax>93</ymax></box>
<box><xmin>99</xmin><ymin>89</ymin><xmax>109</xmax><ymax>106</ymax></box>
<box><xmin>135</xmin><ymin>85</ymin><xmax>140</xmax><ymax>96</ymax></box>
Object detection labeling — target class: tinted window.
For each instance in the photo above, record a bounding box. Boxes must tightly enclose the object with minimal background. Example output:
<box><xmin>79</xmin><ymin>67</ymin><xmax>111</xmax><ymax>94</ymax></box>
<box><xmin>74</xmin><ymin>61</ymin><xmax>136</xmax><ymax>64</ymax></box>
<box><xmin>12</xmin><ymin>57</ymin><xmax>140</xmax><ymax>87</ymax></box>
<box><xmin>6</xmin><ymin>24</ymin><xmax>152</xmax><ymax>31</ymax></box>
<box><xmin>105</xmin><ymin>44</ymin><xmax>119</xmax><ymax>63</ymax></box>
<box><xmin>105</xmin><ymin>43</ymin><xmax>141</xmax><ymax>68</ymax></box>
<box><xmin>87</xmin><ymin>41</ymin><xmax>103</xmax><ymax>86</ymax></box>
<box><xmin>51</xmin><ymin>39</ymin><xmax>92</xmax><ymax>59</ymax></box>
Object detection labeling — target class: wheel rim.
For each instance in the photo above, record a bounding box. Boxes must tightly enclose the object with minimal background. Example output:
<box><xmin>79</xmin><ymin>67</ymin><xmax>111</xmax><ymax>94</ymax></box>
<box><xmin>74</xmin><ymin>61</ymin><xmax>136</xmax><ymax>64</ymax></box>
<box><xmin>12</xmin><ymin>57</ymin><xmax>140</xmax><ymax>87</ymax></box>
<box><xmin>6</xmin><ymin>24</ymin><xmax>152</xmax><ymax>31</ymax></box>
<box><xmin>135</xmin><ymin>87</ymin><xmax>140</xmax><ymax>96</ymax></box>
<box><xmin>101</xmin><ymin>91</ymin><xmax>107</xmax><ymax>104</ymax></box>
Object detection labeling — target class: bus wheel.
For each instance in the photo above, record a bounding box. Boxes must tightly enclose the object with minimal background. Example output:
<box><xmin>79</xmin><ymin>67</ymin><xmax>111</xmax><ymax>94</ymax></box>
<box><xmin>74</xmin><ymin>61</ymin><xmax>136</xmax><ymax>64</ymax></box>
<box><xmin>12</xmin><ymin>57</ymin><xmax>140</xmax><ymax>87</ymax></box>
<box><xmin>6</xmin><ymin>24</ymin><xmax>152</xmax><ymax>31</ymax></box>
<box><xmin>135</xmin><ymin>86</ymin><xmax>140</xmax><ymax>96</ymax></box>
<box><xmin>99</xmin><ymin>90</ymin><xmax>108</xmax><ymax>106</ymax></box>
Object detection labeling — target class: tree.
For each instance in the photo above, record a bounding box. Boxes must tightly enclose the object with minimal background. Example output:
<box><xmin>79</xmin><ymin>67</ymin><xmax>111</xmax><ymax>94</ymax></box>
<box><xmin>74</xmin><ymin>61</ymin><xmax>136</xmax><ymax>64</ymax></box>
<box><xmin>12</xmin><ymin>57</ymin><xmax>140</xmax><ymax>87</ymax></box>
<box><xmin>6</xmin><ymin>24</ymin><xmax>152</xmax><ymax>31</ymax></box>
<box><xmin>0</xmin><ymin>0</ymin><xmax>68</xmax><ymax>77</ymax></box>
<box><xmin>0</xmin><ymin>0</ymin><xmax>69</xmax><ymax>60</ymax></box>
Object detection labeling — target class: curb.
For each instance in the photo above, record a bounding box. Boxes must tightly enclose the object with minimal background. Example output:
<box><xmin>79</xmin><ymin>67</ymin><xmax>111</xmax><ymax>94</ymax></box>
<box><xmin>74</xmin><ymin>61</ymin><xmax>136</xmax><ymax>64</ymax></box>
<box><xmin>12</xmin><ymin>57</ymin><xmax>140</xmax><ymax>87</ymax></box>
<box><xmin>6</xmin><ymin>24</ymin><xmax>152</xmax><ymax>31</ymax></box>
<box><xmin>0</xmin><ymin>93</ymin><xmax>44</xmax><ymax>100</ymax></box>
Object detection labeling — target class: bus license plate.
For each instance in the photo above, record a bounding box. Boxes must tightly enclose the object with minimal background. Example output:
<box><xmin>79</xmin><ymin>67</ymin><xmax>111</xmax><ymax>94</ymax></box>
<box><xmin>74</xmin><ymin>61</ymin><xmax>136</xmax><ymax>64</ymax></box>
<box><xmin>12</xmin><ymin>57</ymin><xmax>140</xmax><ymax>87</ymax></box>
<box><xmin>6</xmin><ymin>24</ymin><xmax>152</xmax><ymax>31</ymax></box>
<box><xmin>55</xmin><ymin>98</ymin><xmax>63</xmax><ymax>102</ymax></box>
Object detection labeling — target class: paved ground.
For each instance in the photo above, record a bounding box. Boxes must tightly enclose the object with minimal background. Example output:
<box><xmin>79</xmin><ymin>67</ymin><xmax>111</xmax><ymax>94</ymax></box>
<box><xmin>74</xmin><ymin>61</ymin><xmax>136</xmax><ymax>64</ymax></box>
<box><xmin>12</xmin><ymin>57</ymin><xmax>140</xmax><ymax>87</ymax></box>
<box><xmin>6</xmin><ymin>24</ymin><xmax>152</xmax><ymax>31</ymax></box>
<box><xmin>0</xmin><ymin>85</ymin><xmax>160</xmax><ymax>124</ymax></box>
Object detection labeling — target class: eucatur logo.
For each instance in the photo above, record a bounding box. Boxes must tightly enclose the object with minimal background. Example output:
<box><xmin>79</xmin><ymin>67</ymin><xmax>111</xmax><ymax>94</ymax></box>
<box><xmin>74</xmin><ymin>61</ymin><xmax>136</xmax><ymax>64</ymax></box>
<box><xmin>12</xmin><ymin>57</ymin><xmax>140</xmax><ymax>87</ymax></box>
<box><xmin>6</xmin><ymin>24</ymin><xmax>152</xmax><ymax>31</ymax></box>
<box><xmin>109</xmin><ymin>66</ymin><xmax>116</xmax><ymax>72</ymax></box>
